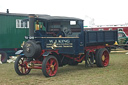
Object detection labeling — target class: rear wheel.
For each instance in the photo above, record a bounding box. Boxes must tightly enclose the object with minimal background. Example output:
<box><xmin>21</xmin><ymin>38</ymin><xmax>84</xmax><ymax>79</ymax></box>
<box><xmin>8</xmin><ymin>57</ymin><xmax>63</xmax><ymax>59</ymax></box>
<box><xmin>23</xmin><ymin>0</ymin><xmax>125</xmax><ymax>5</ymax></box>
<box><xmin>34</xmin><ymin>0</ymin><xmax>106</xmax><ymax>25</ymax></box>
<box><xmin>85</xmin><ymin>51</ymin><xmax>95</xmax><ymax>67</ymax></box>
<box><xmin>14</xmin><ymin>55</ymin><xmax>31</xmax><ymax>75</ymax></box>
<box><xmin>42</xmin><ymin>55</ymin><xmax>58</xmax><ymax>77</ymax></box>
<box><xmin>95</xmin><ymin>48</ymin><xmax>109</xmax><ymax>67</ymax></box>
<box><xmin>0</xmin><ymin>51</ymin><xmax>8</xmax><ymax>63</ymax></box>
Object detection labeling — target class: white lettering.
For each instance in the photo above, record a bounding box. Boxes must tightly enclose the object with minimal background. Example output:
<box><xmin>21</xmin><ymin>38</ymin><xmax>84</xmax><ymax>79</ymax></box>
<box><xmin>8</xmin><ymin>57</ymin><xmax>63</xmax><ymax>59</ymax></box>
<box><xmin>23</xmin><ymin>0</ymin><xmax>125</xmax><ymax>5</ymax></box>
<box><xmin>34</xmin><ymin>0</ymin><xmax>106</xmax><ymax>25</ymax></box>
<box><xmin>49</xmin><ymin>40</ymin><xmax>53</xmax><ymax>43</ymax></box>
<box><xmin>48</xmin><ymin>39</ymin><xmax>70</xmax><ymax>43</ymax></box>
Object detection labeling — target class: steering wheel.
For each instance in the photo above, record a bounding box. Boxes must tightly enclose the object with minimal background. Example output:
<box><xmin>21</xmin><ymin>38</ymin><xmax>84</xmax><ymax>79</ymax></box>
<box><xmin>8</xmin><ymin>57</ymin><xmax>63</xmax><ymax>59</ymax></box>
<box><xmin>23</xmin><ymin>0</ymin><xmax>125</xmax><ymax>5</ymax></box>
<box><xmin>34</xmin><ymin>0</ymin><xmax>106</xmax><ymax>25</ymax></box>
<box><xmin>63</xmin><ymin>27</ymin><xmax>72</xmax><ymax>36</ymax></box>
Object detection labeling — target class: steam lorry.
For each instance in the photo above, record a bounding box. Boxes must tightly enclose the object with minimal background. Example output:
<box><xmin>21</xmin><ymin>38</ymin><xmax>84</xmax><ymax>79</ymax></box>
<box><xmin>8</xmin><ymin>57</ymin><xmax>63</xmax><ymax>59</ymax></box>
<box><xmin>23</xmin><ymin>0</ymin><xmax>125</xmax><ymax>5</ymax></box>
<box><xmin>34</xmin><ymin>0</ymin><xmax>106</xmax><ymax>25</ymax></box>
<box><xmin>14</xmin><ymin>14</ymin><xmax>118</xmax><ymax>77</ymax></box>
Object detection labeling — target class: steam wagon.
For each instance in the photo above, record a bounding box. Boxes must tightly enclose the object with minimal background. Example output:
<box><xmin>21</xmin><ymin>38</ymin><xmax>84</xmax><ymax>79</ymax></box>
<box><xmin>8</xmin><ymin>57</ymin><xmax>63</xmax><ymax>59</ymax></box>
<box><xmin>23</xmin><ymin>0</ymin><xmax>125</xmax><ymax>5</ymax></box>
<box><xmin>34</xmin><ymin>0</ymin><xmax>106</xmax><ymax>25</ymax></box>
<box><xmin>14</xmin><ymin>14</ymin><xmax>118</xmax><ymax>77</ymax></box>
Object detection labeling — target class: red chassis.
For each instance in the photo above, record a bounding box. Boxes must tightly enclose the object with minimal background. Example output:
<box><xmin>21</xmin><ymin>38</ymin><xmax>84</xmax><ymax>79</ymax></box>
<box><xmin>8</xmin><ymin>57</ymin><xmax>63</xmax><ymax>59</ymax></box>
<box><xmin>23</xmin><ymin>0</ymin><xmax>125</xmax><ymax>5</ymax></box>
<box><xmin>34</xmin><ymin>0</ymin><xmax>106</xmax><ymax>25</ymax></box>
<box><xmin>18</xmin><ymin>45</ymin><xmax>109</xmax><ymax>70</ymax></box>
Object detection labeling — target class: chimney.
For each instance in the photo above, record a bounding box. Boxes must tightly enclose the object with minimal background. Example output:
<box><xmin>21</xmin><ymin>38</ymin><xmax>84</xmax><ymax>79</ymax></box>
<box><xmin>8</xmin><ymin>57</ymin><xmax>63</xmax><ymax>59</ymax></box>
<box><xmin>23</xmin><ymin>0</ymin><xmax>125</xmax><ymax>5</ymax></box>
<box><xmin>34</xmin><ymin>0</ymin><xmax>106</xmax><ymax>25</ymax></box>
<box><xmin>29</xmin><ymin>14</ymin><xmax>35</xmax><ymax>37</ymax></box>
<box><xmin>7</xmin><ymin>9</ymin><xmax>9</xmax><ymax>13</ymax></box>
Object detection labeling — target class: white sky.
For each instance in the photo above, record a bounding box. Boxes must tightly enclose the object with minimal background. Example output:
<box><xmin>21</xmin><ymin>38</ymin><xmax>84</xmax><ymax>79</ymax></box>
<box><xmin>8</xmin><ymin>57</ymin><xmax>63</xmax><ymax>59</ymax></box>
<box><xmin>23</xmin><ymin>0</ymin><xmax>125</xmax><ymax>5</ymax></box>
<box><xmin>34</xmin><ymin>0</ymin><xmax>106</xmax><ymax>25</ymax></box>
<box><xmin>0</xmin><ymin>0</ymin><xmax>128</xmax><ymax>25</ymax></box>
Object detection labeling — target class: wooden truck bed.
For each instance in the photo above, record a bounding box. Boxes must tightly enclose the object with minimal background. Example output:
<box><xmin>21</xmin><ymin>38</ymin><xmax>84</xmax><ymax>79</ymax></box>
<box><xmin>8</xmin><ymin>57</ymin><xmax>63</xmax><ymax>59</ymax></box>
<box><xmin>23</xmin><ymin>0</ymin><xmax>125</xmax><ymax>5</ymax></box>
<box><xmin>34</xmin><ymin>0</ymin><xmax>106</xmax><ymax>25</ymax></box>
<box><xmin>85</xmin><ymin>30</ymin><xmax>118</xmax><ymax>46</ymax></box>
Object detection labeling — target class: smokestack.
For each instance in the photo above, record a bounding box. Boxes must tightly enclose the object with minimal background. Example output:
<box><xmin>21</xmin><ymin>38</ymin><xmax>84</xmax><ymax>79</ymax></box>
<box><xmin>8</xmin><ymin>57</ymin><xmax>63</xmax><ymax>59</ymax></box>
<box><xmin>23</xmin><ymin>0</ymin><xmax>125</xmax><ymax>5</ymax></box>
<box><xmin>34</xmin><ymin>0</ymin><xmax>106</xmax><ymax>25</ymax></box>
<box><xmin>29</xmin><ymin>14</ymin><xmax>35</xmax><ymax>37</ymax></box>
<box><xmin>7</xmin><ymin>9</ymin><xmax>9</xmax><ymax>13</ymax></box>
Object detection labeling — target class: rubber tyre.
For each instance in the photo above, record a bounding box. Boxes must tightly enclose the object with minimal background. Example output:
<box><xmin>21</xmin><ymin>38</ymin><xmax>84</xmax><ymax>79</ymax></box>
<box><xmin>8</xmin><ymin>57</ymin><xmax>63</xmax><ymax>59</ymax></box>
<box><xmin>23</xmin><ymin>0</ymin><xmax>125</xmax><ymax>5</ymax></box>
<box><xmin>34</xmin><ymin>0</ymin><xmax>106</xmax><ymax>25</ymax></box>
<box><xmin>42</xmin><ymin>55</ymin><xmax>58</xmax><ymax>77</ymax></box>
<box><xmin>95</xmin><ymin>48</ymin><xmax>109</xmax><ymax>67</ymax></box>
<box><xmin>14</xmin><ymin>55</ymin><xmax>31</xmax><ymax>75</ymax></box>
<box><xmin>95</xmin><ymin>49</ymin><xmax>102</xmax><ymax>66</ymax></box>
<box><xmin>0</xmin><ymin>51</ymin><xmax>8</xmax><ymax>63</ymax></box>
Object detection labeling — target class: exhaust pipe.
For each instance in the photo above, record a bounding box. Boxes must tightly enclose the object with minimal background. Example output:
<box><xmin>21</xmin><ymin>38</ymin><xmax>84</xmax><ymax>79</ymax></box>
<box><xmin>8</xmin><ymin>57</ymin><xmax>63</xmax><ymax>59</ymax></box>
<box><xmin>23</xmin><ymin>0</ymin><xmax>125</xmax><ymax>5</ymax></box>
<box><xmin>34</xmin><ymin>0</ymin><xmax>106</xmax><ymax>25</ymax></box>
<box><xmin>6</xmin><ymin>9</ymin><xmax>9</xmax><ymax>13</ymax></box>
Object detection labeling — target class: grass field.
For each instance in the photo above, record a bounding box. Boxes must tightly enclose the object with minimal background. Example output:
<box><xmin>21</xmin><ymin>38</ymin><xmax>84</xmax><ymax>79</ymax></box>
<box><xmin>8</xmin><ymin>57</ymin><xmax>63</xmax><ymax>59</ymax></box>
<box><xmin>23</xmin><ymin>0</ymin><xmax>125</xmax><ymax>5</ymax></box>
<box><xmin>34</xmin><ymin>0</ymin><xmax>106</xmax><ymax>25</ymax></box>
<box><xmin>0</xmin><ymin>51</ymin><xmax>128</xmax><ymax>85</ymax></box>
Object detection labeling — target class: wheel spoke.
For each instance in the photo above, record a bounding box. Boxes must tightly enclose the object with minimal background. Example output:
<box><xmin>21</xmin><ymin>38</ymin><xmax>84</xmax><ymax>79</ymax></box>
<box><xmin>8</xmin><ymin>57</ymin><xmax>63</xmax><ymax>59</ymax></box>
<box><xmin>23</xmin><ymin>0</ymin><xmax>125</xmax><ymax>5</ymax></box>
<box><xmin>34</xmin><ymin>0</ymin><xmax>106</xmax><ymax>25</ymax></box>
<box><xmin>18</xmin><ymin>60</ymin><xmax>24</xmax><ymax>67</ymax></box>
<box><xmin>53</xmin><ymin>62</ymin><xmax>57</xmax><ymax>67</ymax></box>
<box><xmin>49</xmin><ymin>69</ymin><xmax>53</xmax><ymax>76</ymax></box>
<box><xmin>46</xmin><ymin>62</ymin><xmax>51</xmax><ymax>73</ymax></box>
<box><xmin>46</xmin><ymin>61</ymin><xmax>50</xmax><ymax>66</ymax></box>
<box><xmin>46</xmin><ymin>62</ymin><xmax>51</xmax><ymax>70</ymax></box>
<box><xmin>20</xmin><ymin>67</ymin><xmax>23</xmax><ymax>73</ymax></box>
<box><xmin>50</xmin><ymin>59</ymin><xmax>54</xmax><ymax>65</ymax></box>
<box><xmin>24</xmin><ymin>67</ymin><xmax>26</xmax><ymax>73</ymax></box>
<box><xmin>46</xmin><ymin>67</ymin><xmax>50</xmax><ymax>70</ymax></box>
<box><xmin>21</xmin><ymin>58</ymin><xmax>24</xmax><ymax>64</ymax></box>
<box><xmin>19</xmin><ymin>64</ymin><xmax>23</xmax><ymax>67</ymax></box>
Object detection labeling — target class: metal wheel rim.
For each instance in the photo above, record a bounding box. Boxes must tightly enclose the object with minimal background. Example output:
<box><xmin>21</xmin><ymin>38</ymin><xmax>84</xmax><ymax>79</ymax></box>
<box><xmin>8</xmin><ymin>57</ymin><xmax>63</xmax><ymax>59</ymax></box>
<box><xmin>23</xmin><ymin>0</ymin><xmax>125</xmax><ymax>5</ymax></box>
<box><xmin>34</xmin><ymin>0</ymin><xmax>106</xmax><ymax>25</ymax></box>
<box><xmin>46</xmin><ymin>58</ymin><xmax>58</xmax><ymax>76</ymax></box>
<box><xmin>102</xmin><ymin>51</ymin><xmax>109</xmax><ymax>66</ymax></box>
<box><xmin>18</xmin><ymin>57</ymin><xmax>30</xmax><ymax>74</ymax></box>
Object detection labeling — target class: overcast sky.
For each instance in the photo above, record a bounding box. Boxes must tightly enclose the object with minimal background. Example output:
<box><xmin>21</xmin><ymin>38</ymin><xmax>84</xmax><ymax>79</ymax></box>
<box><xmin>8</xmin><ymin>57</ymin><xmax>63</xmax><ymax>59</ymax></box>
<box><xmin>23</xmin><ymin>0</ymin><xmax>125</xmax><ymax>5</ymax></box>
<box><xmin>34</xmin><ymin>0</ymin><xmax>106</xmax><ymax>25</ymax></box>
<box><xmin>0</xmin><ymin>0</ymin><xmax>128</xmax><ymax>26</ymax></box>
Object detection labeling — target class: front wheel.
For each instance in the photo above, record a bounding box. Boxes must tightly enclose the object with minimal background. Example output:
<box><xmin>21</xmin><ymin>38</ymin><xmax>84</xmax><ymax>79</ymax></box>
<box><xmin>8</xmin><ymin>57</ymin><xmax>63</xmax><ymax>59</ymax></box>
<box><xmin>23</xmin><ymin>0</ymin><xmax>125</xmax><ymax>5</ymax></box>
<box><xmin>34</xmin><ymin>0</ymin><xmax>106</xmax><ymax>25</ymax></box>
<box><xmin>42</xmin><ymin>55</ymin><xmax>58</xmax><ymax>77</ymax></box>
<box><xmin>14</xmin><ymin>55</ymin><xmax>31</xmax><ymax>75</ymax></box>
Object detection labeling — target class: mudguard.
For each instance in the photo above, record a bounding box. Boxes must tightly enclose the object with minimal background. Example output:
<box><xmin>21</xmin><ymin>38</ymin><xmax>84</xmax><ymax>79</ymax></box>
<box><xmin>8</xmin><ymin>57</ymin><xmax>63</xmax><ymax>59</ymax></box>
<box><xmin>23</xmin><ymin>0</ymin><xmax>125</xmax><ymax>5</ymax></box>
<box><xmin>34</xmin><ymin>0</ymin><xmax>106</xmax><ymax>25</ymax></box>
<box><xmin>43</xmin><ymin>51</ymin><xmax>51</xmax><ymax>56</ymax></box>
<box><xmin>15</xmin><ymin>50</ymin><xmax>24</xmax><ymax>55</ymax></box>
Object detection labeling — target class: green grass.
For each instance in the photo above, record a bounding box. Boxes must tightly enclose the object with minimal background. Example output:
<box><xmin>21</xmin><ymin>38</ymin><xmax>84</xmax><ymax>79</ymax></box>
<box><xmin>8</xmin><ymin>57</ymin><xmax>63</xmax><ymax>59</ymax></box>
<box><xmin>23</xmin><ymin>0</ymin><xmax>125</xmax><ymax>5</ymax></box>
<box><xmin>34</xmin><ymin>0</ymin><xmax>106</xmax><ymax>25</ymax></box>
<box><xmin>0</xmin><ymin>52</ymin><xmax>128</xmax><ymax>85</ymax></box>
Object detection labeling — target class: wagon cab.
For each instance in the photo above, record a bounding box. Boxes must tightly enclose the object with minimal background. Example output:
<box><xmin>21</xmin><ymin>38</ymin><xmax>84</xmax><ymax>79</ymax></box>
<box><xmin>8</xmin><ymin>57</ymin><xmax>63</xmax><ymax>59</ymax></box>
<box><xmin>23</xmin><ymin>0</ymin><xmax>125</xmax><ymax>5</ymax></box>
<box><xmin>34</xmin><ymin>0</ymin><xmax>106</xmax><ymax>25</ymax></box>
<box><xmin>22</xmin><ymin>15</ymin><xmax>85</xmax><ymax>55</ymax></box>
